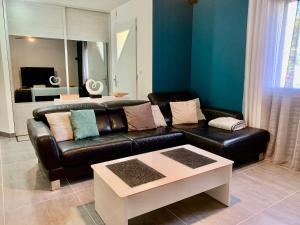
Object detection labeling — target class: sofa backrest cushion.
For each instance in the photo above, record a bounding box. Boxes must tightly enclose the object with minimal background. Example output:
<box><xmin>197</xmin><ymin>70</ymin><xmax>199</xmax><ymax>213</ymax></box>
<box><xmin>33</xmin><ymin>100</ymin><xmax>151</xmax><ymax>135</ymax></box>
<box><xmin>103</xmin><ymin>100</ymin><xmax>148</xmax><ymax>132</ymax></box>
<box><xmin>94</xmin><ymin>109</ymin><xmax>112</xmax><ymax>134</ymax></box>
<box><xmin>33</xmin><ymin>103</ymin><xmax>111</xmax><ymax>135</ymax></box>
<box><xmin>202</xmin><ymin>108</ymin><xmax>244</xmax><ymax>121</ymax></box>
<box><xmin>148</xmin><ymin>92</ymin><xmax>196</xmax><ymax>125</ymax></box>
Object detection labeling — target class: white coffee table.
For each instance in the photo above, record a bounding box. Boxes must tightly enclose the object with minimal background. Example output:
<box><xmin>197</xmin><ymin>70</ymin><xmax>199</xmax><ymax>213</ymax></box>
<box><xmin>91</xmin><ymin>144</ymin><xmax>233</xmax><ymax>225</ymax></box>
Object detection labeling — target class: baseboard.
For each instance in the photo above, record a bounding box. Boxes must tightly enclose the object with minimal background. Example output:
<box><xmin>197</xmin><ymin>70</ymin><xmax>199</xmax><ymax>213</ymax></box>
<box><xmin>0</xmin><ymin>131</ymin><xmax>16</xmax><ymax>138</ymax></box>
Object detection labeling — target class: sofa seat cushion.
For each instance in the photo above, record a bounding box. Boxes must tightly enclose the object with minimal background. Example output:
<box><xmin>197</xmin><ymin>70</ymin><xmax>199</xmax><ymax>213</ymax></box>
<box><xmin>182</xmin><ymin>126</ymin><xmax>270</xmax><ymax>163</ymax></box>
<box><xmin>58</xmin><ymin>134</ymin><xmax>132</xmax><ymax>166</ymax></box>
<box><xmin>124</xmin><ymin>127</ymin><xmax>186</xmax><ymax>154</ymax></box>
<box><xmin>172</xmin><ymin>120</ymin><xmax>207</xmax><ymax>130</ymax></box>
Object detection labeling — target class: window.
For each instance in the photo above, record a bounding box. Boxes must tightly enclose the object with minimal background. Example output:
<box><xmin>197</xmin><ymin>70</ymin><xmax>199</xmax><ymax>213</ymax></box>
<box><xmin>280</xmin><ymin>1</ymin><xmax>300</xmax><ymax>88</ymax></box>
<box><xmin>116</xmin><ymin>29</ymin><xmax>130</xmax><ymax>61</ymax></box>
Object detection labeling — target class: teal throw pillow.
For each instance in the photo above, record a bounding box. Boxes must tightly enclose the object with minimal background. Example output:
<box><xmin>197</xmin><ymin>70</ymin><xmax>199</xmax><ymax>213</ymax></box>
<box><xmin>70</xmin><ymin>110</ymin><xmax>99</xmax><ymax>140</ymax></box>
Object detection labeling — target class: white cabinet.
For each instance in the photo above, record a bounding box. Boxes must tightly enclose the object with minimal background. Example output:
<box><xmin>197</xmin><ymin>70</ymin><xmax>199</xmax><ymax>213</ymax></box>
<box><xmin>6</xmin><ymin>1</ymin><xmax>109</xmax><ymax>42</ymax></box>
<box><xmin>7</xmin><ymin>1</ymin><xmax>65</xmax><ymax>39</ymax></box>
<box><xmin>66</xmin><ymin>8</ymin><xmax>109</xmax><ymax>42</ymax></box>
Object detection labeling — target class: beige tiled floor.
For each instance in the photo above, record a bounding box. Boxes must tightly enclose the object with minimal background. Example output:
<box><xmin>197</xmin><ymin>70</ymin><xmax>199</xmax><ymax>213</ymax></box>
<box><xmin>0</xmin><ymin>137</ymin><xmax>300</xmax><ymax>225</ymax></box>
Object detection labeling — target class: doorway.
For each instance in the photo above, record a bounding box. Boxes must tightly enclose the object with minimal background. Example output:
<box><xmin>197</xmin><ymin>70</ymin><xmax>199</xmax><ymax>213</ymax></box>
<box><xmin>112</xmin><ymin>18</ymin><xmax>137</xmax><ymax>99</ymax></box>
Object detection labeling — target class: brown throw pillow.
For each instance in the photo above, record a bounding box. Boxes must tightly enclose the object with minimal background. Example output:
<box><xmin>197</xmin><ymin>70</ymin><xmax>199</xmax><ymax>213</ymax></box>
<box><xmin>123</xmin><ymin>103</ymin><xmax>156</xmax><ymax>131</ymax></box>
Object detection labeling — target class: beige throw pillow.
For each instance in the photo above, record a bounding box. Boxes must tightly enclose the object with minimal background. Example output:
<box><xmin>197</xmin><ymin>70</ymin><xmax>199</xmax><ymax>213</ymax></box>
<box><xmin>170</xmin><ymin>101</ymin><xmax>198</xmax><ymax>125</ymax></box>
<box><xmin>190</xmin><ymin>98</ymin><xmax>206</xmax><ymax>121</ymax></box>
<box><xmin>45</xmin><ymin>112</ymin><xmax>73</xmax><ymax>142</ymax></box>
<box><xmin>151</xmin><ymin>105</ymin><xmax>167</xmax><ymax>127</ymax></box>
<box><xmin>123</xmin><ymin>103</ymin><xmax>156</xmax><ymax>131</ymax></box>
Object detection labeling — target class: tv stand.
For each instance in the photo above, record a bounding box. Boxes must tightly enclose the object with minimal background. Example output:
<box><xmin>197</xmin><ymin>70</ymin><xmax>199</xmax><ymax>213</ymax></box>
<box><xmin>31</xmin><ymin>87</ymin><xmax>78</xmax><ymax>102</ymax></box>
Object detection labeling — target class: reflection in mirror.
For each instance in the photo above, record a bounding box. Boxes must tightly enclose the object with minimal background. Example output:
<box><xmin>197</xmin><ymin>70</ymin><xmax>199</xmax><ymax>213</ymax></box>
<box><xmin>71</xmin><ymin>41</ymin><xmax>109</xmax><ymax>97</ymax></box>
<box><xmin>117</xmin><ymin>29</ymin><xmax>130</xmax><ymax>60</ymax></box>
<box><xmin>9</xmin><ymin>36</ymin><xmax>109</xmax><ymax>103</ymax></box>
<box><xmin>9</xmin><ymin>35</ymin><xmax>78</xmax><ymax>103</ymax></box>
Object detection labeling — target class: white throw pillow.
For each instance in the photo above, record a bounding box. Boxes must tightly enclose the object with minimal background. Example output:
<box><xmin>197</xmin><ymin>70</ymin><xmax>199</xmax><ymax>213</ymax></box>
<box><xmin>170</xmin><ymin>101</ymin><xmax>198</xmax><ymax>125</ymax></box>
<box><xmin>46</xmin><ymin>112</ymin><xmax>73</xmax><ymax>142</ymax></box>
<box><xmin>151</xmin><ymin>105</ymin><xmax>167</xmax><ymax>127</ymax></box>
<box><xmin>190</xmin><ymin>98</ymin><xmax>206</xmax><ymax>121</ymax></box>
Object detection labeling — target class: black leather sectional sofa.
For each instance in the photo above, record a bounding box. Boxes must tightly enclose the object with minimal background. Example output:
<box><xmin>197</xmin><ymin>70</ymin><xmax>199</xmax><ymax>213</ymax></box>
<box><xmin>27</xmin><ymin>92</ymin><xmax>270</xmax><ymax>185</ymax></box>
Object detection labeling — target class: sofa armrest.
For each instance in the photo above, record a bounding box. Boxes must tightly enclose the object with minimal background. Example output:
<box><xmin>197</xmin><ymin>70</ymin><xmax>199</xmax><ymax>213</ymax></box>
<box><xmin>27</xmin><ymin>119</ymin><xmax>62</xmax><ymax>170</ymax></box>
<box><xmin>202</xmin><ymin>108</ymin><xmax>244</xmax><ymax>121</ymax></box>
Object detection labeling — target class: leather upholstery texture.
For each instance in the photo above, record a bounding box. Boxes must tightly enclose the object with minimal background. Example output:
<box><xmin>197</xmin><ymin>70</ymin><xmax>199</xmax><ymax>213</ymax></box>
<box><xmin>124</xmin><ymin>127</ymin><xmax>186</xmax><ymax>154</ymax></box>
<box><xmin>150</xmin><ymin>92</ymin><xmax>270</xmax><ymax>165</ymax></box>
<box><xmin>202</xmin><ymin>108</ymin><xmax>243</xmax><ymax>121</ymax></box>
<box><xmin>104</xmin><ymin>100</ymin><xmax>148</xmax><ymax>132</ymax></box>
<box><xmin>27</xmin><ymin>95</ymin><xmax>270</xmax><ymax>182</ymax></box>
<box><xmin>148</xmin><ymin>92</ymin><xmax>194</xmax><ymax>125</ymax></box>
<box><xmin>58</xmin><ymin>134</ymin><xmax>132</xmax><ymax>166</ymax></box>
<box><xmin>94</xmin><ymin>109</ymin><xmax>112</xmax><ymax>134</ymax></box>
<box><xmin>27</xmin><ymin>119</ymin><xmax>62</xmax><ymax>170</ymax></box>
<box><xmin>148</xmin><ymin>92</ymin><xmax>243</xmax><ymax>124</ymax></box>
<box><xmin>179</xmin><ymin>124</ymin><xmax>270</xmax><ymax>159</ymax></box>
<box><xmin>33</xmin><ymin>103</ymin><xmax>105</xmax><ymax>125</ymax></box>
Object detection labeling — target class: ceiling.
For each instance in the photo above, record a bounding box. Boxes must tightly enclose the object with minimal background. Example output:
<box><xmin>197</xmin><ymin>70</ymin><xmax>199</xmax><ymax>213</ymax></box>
<box><xmin>6</xmin><ymin>0</ymin><xmax>131</xmax><ymax>12</ymax></box>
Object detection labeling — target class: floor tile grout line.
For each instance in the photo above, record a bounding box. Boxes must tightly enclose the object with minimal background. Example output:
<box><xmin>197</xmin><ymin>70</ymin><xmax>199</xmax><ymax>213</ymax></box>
<box><xmin>1</xmin><ymin>137</ymin><xmax>95</xmax><ymax>221</ymax></box>
<box><xmin>1</xmin><ymin>157</ymin><xmax>39</xmax><ymax>166</ymax></box>
<box><xmin>236</xmin><ymin>189</ymin><xmax>300</xmax><ymax>225</ymax></box>
<box><xmin>2</xmin><ymin>137</ymin><xmax>300</xmax><ymax>225</ymax></box>
<box><xmin>0</xmin><ymin>140</ymin><xmax>6</xmax><ymax>225</ymax></box>
<box><xmin>68</xmin><ymin>181</ymin><xmax>93</xmax><ymax>195</ymax></box>
<box><xmin>3</xmin><ymin>190</ymin><xmax>75</xmax><ymax>214</ymax></box>
<box><xmin>234</xmin><ymin>161</ymin><xmax>266</xmax><ymax>174</ymax></box>
<box><xmin>241</xmin><ymin>158</ymin><xmax>300</xmax><ymax>174</ymax></box>
<box><xmin>1</xmin><ymin>157</ymin><xmax>38</xmax><ymax>167</ymax></box>
<box><xmin>165</xmin><ymin>207</ymin><xmax>188</xmax><ymax>225</ymax></box>
<box><xmin>239</xmin><ymin>164</ymin><xmax>298</xmax><ymax>196</ymax></box>
<box><xmin>68</xmin><ymin>179</ymin><xmax>99</xmax><ymax>225</ymax></box>
<box><xmin>74</xmin><ymin>194</ymin><xmax>99</xmax><ymax>225</ymax></box>
<box><xmin>276</xmin><ymin>163</ymin><xmax>300</xmax><ymax>172</ymax></box>
<box><xmin>2</xmin><ymin>160</ymin><xmax>47</xmax><ymax>187</ymax></box>
<box><xmin>3</xmin><ymin>173</ymin><xmax>46</xmax><ymax>187</ymax></box>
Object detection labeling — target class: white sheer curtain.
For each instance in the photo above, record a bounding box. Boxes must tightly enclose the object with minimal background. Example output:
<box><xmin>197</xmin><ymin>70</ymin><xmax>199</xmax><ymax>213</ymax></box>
<box><xmin>244</xmin><ymin>0</ymin><xmax>300</xmax><ymax>170</ymax></box>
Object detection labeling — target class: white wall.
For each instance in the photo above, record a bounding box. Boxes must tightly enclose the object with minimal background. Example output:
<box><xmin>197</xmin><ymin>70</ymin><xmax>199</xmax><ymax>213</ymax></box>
<box><xmin>66</xmin><ymin>8</ymin><xmax>109</xmax><ymax>42</ymax></box>
<box><xmin>0</xmin><ymin>0</ymin><xmax>15</xmax><ymax>135</ymax></box>
<box><xmin>9</xmin><ymin>37</ymin><xmax>78</xmax><ymax>91</ymax></box>
<box><xmin>111</xmin><ymin>0</ymin><xmax>152</xmax><ymax>100</ymax></box>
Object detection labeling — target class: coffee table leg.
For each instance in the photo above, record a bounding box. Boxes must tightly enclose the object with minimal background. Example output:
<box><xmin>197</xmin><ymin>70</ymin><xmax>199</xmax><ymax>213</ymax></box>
<box><xmin>205</xmin><ymin>183</ymin><xmax>231</xmax><ymax>206</ymax></box>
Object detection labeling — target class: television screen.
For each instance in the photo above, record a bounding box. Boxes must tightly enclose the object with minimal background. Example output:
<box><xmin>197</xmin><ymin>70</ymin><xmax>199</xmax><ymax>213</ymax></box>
<box><xmin>21</xmin><ymin>67</ymin><xmax>55</xmax><ymax>88</ymax></box>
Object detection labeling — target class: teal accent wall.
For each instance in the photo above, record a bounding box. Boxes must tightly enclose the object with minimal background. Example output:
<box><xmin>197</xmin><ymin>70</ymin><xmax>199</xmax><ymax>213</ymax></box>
<box><xmin>153</xmin><ymin>0</ymin><xmax>193</xmax><ymax>92</ymax></box>
<box><xmin>190</xmin><ymin>0</ymin><xmax>248</xmax><ymax>112</ymax></box>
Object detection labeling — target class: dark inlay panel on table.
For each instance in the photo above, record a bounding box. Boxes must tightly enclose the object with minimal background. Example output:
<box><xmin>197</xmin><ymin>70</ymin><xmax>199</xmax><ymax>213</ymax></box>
<box><xmin>161</xmin><ymin>148</ymin><xmax>217</xmax><ymax>169</ymax></box>
<box><xmin>106</xmin><ymin>159</ymin><xmax>165</xmax><ymax>188</ymax></box>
